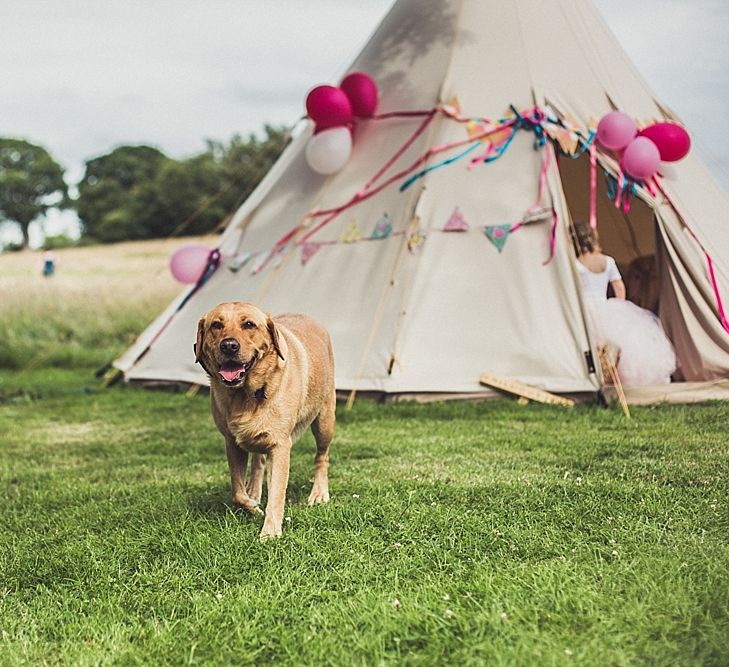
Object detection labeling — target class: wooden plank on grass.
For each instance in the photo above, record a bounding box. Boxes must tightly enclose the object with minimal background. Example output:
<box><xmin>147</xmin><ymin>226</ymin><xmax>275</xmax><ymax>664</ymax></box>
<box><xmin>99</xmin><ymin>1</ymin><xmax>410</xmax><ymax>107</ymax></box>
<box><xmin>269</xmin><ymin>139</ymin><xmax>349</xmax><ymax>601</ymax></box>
<box><xmin>479</xmin><ymin>373</ymin><xmax>575</xmax><ymax>407</ymax></box>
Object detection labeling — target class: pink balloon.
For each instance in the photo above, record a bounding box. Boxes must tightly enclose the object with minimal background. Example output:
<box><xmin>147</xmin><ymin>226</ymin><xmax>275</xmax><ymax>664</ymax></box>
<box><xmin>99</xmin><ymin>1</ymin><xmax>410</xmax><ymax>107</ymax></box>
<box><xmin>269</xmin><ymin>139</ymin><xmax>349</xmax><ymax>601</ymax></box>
<box><xmin>170</xmin><ymin>244</ymin><xmax>210</xmax><ymax>284</ymax></box>
<box><xmin>622</xmin><ymin>136</ymin><xmax>661</xmax><ymax>181</ymax></box>
<box><xmin>638</xmin><ymin>122</ymin><xmax>690</xmax><ymax>162</ymax></box>
<box><xmin>305</xmin><ymin>85</ymin><xmax>353</xmax><ymax>130</ymax></box>
<box><xmin>340</xmin><ymin>71</ymin><xmax>379</xmax><ymax>118</ymax></box>
<box><xmin>597</xmin><ymin>111</ymin><xmax>637</xmax><ymax>151</ymax></box>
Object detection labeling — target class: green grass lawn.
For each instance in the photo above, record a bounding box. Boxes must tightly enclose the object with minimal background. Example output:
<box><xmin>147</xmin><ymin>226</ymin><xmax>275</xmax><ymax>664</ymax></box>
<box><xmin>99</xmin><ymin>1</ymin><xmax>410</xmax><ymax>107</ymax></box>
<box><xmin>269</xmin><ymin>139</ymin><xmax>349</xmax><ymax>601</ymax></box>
<box><xmin>1</xmin><ymin>368</ymin><xmax>727</xmax><ymax>666</ymax></box>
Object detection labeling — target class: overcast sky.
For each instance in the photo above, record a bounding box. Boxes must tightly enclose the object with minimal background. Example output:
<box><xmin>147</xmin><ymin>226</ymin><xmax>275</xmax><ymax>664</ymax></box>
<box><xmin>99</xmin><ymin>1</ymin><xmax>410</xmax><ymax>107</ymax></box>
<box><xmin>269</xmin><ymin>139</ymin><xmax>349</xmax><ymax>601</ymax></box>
<box><xmin>2</xmin><ymin>0</ymin><xmax>728</xmax><ymax>246</ymax></box>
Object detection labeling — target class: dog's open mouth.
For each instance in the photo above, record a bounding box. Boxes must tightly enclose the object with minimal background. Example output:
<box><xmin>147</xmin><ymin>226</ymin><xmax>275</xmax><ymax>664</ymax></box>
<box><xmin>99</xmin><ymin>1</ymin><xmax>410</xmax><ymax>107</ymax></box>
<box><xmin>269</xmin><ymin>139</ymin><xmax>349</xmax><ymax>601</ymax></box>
<box><xmin>218</xmin><ymin>357</ymin><xmax>256</xmax><ymax>385</ymax></box>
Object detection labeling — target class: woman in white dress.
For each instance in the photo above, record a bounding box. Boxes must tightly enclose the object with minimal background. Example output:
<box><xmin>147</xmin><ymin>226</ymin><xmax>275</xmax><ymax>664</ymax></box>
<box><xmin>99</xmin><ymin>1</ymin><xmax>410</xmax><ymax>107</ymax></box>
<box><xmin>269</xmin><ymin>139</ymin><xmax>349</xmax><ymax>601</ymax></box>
<box><xmin>574</xmin><ymin>224</ymin><xmax>676</xmax><ymax>385</ymax></box>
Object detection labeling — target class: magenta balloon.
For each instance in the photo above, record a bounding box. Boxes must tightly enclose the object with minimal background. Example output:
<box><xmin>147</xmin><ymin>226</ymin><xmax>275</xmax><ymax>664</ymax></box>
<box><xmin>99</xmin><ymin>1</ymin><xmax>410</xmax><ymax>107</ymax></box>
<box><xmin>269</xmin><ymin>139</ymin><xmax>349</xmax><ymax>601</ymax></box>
<box><xmin>638</xmin><ymin>122</ymin><xmax>691</xmax><ymax>162</ymax></box>
<box><xmin>340</xmin><ymin>71</ymin><xmax>379</xmax><ymax>118</ymax></box>
<box><xmin>622</xmin><ymin>136</ymin><xmax>661</xmax><ymax>181</ymax></box>
<box><xmin>170</xmin><ymin>244</ymin><xmax>210</xmax><ymax>284</ymax></box>
<box><xmin>596</xmin><ymin>111</ymin><xmax>637</xmax><ymax>151</ymax></box>
<box><xmin>305</xmin><ymin>85</ymin><xmax>353</xmax><ymax>129</ymax></box>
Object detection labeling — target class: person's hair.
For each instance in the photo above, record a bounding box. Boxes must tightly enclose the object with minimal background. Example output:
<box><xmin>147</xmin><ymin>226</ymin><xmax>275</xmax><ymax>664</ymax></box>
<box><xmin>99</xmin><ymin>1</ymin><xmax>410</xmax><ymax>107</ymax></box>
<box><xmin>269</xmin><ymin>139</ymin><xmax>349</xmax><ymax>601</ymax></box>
<box><xmin>574</xmin><ymin>222</ymin><xmax>600</xmax><ymax>254</ymax></box>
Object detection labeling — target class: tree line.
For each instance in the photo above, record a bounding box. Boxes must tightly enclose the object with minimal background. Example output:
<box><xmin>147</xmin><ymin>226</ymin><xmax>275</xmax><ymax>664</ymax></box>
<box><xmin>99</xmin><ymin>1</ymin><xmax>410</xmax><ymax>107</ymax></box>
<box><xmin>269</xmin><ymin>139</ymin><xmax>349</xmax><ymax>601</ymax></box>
<box><xmin>0</xmin><ymin>126</ymin><xmax>288</xmax><ymax>249</ymax></box>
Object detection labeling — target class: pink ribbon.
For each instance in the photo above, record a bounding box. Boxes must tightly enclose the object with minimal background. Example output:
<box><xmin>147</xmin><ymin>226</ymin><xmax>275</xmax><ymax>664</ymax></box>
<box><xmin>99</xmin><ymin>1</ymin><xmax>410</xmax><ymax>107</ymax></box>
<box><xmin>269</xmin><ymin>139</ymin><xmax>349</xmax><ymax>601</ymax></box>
<box><xmin>615</xmin><ymin>170</ymin><xmax>625</xmax><ymax>209</ymax></box>
<box><xmin>589</xmin><ymin>142</ymin><xmax>597</xmax><ymax>229</ymax></box>
<box><xmin>542</xmin><ymin>208</ymin><xmax>559</xmax><ymax>266</ymax></box>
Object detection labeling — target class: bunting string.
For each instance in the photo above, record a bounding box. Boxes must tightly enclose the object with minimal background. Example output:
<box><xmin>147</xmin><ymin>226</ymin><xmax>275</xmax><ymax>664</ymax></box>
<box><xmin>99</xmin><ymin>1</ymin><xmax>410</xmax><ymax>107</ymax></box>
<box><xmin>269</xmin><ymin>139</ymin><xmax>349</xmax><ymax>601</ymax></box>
<box><xmin>258</xmin><ymin>104</ymin><xmax>598</xmax><ymax>272</ymax></box>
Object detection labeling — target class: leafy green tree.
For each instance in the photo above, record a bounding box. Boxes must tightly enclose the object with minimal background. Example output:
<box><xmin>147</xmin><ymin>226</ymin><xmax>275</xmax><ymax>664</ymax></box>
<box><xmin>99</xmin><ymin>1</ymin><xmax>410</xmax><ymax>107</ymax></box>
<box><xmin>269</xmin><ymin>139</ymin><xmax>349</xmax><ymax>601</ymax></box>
<box><xmin>0</xmin><ymin>138</ymin><xmax>68</xmax><ymax>248</ymax></box>
<box><xmin>206</xmin><ymin>125</ymin><xmax>289</xmax><ymax>214</ymax></box>
<box><xmin>74</xmin><ymin>126</ymin><xmax>289</xmax><ymax>243</ymax></box>
<box><xmin>75</xmin><ymin>145</ymin><xmax>169</xmax><ymax>242</ymax></box>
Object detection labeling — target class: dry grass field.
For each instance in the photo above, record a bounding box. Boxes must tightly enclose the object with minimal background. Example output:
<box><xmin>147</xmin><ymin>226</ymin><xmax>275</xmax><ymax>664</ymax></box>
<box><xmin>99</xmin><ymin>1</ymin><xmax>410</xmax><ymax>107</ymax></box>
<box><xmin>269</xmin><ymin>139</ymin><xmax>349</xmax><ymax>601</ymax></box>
<box><xmin>0</xmin><ymin>236</ymin><xmax>217</xmax><ymax>370</ymax></box>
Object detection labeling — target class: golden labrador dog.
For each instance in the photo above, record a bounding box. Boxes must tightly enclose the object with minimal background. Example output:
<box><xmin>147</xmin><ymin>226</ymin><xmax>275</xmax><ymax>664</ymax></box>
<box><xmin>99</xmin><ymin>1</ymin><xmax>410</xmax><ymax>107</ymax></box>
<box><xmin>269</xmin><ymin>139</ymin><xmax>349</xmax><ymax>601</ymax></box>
<box><xmin>195</xmin><ymin>302</ymin><xmax>335</xmax><ymax>540</ymax></box>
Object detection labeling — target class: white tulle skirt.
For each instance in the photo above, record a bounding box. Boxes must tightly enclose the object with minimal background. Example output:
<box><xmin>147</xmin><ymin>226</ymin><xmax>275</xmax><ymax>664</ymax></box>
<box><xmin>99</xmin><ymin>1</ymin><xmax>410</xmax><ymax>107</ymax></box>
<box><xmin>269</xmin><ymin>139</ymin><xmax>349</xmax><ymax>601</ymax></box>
<box><xmin>586</xmin><ymin>298</ymin><xmax>677</xmax><ymax>386</ymax></box>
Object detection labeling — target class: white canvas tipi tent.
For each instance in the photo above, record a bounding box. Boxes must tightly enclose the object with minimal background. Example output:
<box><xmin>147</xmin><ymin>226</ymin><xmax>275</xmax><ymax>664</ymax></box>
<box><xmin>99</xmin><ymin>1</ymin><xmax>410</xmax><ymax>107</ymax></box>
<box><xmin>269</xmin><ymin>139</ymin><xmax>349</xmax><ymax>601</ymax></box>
<box><xmin>115</xmin><ymin>0</ymin><xmax>729</xmax><ymax>403</ymax></box>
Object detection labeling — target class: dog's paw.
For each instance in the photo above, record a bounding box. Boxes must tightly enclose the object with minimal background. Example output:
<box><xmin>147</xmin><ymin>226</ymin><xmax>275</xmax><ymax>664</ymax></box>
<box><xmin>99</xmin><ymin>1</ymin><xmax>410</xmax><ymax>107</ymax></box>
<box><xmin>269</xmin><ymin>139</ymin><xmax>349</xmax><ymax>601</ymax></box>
<box><xmin>307</xmin><ymin>487</ymin><xmax>330</xmax><ymax>506</ymax></box>
<box><xmin>259</xmin><ymin>525</ymin><xmax>282</xmax><ymax>542</ymax></box>
<box><xmin>233</xmin><ymin>497</ymin><xmax>264</xmax><ymax>516</ymax></box>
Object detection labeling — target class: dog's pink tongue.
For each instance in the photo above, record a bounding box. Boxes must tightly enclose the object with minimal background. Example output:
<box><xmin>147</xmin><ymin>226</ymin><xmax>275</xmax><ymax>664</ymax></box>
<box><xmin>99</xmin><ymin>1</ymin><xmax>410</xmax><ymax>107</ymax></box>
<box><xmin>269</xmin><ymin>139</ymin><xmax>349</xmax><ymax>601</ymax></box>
<box><xmin>219</xmin><ymin>366</ymin><xmax>245</xmax><ymax>382</ymax></box>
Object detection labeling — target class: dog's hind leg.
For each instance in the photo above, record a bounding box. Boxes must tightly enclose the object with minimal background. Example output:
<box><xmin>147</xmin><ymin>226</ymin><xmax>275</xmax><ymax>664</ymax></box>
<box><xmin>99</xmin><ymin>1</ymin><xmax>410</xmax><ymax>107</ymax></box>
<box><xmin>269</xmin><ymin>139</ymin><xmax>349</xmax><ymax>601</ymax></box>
<box><xmin>308</xmin><ymin>393</ymin><xmax>335</xmax><ymax>505</ymax></box>
<box><xmin>246</xmin><ymin>453</ymin><xmax>266</xmax><ymax>504</ymax></box>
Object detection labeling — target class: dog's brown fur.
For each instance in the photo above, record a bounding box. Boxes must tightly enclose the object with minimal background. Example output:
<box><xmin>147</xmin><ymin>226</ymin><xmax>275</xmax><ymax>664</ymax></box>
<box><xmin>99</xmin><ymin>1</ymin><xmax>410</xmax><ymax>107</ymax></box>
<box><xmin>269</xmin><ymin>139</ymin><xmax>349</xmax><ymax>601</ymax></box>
<box><xmin>195</xmin><ymin>302</ymin><xmax>335</xmax><ymax>540</ymax></box>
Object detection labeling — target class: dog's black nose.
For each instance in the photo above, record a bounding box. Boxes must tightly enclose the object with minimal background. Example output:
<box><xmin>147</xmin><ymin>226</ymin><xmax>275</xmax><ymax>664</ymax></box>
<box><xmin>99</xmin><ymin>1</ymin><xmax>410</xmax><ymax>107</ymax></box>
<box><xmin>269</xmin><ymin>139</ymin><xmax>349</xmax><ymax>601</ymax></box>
<box><xmin>220</xmin><ymin>338</ymin><xmax>240</xmax><ymax>355</ymax></box>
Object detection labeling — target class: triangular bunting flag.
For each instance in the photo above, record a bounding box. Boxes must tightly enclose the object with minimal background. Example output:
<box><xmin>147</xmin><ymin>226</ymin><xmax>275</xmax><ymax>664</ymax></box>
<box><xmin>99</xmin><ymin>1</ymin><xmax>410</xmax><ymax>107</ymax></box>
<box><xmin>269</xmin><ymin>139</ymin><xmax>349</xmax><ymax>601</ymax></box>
<box><xmin>340</xmin><ymin>222</ymin><xmax>360</xmax><ymax>244</ymax></box>
<box><xmin>484</xmin><ymin>224</ymin><xmax>512</xmax><ymax>252</ymax></box>
<box><xmin>522</xmin><ymin>207</ymin><xmax>551</xmax><ymax>224</ymax></box>
<box><xmin>371</xmin><ymin>213</ymin><xmax>392</xmax><ymax>239</ymax></box>
<box><xmin>443</xmin><ymin>207</ymin><xmax>469</xmax><ymax>232</ymax></box>
<box><xmin>443</xmin><ymin>95</ymin><xmax>461</xmax><ymax>117</ymax></box>
<box><xmin>301</xmin><ymin>242</ymin><xmax>322</xmax><ymax>266</ymax></box>
<box><xmin>407</xmin><ymin>229</ymin><xmax>426</xmax><ymax>253</ymax></box>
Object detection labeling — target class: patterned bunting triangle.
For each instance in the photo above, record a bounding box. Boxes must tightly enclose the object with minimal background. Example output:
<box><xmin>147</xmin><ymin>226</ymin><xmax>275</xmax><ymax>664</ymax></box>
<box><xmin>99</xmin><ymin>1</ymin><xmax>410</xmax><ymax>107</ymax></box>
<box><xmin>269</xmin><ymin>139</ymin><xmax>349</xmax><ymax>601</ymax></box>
<box><xmin>340</xmin><ymin>222</ymin><xmax>360</xmax><ymax>244</ymax></box>
<box><xmin>407</xmin><ymin>229</ymin><xmax>426</xmax><ymax>254</ymax></box>
<box><xmin>370</xmin><ymin>213</ymin><xmax>392</xmax><ymax>239</ymax></box>
<box><xmin>301</xmin><ymin>242</ymin><xmax>322</xmax><ymax>266</ymax></box>
<box><xmin>443</xmin><ymin>207</ymin><xmax>469</xmax><ymax>232</ymax></box>
<box><xmin>483</xmin><ymin>224</ymin><xmax>512</xmax><ymax>253</ymax></box>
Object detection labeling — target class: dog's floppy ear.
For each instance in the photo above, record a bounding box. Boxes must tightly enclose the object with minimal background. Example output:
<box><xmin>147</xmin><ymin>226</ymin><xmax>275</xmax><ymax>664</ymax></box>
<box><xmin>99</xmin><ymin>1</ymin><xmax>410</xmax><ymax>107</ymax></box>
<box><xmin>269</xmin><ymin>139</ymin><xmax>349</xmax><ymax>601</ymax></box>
<box><xmin>195</xmin><ymin>317</ymin><xmax>206</xmax><ymax>363</ymax></box>
<box><xmin>267</xmin><ymin>316</ymin><xmax>285</xmax><ymax>361</ymax></box>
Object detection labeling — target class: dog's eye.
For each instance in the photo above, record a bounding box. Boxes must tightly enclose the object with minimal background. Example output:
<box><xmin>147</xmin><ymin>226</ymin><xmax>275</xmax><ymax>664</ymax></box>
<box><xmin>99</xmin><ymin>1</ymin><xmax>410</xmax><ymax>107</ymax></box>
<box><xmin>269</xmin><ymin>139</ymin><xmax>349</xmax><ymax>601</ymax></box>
<box><xmin>243</xmin><ymin>321</ymin><xmax>257</xmax><ymax>329</ymax></box>
<box><xmin>210</xmin><ymin>321</ymin><xmax>224</xmax><ymax>330</ymax></box>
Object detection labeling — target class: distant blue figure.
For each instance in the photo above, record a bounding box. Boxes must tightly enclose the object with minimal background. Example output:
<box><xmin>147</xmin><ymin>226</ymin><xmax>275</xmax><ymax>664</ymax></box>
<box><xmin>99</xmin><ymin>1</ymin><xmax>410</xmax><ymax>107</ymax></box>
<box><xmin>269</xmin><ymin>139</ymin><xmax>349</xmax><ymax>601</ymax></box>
<box><xmin>42</xmin><ymin>251</ymin><xmax>56</xmax><ymax>278</ymax></box>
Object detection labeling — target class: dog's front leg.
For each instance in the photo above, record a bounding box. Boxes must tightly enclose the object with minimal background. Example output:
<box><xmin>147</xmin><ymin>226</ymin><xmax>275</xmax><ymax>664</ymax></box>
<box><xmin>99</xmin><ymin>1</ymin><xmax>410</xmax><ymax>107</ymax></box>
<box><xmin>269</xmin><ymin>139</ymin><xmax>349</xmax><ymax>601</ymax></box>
<box><xmin>260</xmin><ymin>439</ymin><xmax>291</xmax><ymax>541</ymax></box>
<box><xmin>225</xmin><ymin>436</ymin><xmax>263</xmax><ymax>515</ymax></box>
<box><xmin>246</xmin><ymin>453</ymin><xmax>266</xmax><ymax>504</ymax></box>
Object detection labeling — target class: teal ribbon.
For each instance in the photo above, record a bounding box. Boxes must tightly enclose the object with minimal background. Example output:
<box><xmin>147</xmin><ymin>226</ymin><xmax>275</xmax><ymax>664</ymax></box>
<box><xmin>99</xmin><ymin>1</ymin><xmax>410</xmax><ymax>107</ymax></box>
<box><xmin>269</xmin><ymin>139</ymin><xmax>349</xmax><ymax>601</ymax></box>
<box><xmin>605</xmin><ymin>170</ymin><xmax>617</xmax><ymax>200</ymax></box>
<box><xmin>562</xmin><ymin>129</ymin><xmax>596</xmax><ymax>159</ymax></box>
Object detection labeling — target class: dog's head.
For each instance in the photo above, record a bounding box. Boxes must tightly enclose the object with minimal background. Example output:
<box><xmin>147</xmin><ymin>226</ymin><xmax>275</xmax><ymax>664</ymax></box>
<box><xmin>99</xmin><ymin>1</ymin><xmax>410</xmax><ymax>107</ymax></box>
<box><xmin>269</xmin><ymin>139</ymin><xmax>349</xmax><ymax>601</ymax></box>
<box><xmin>195</xmin><ymin>302</ymin><xmax>284</xmax><ymax>388</ymax></box>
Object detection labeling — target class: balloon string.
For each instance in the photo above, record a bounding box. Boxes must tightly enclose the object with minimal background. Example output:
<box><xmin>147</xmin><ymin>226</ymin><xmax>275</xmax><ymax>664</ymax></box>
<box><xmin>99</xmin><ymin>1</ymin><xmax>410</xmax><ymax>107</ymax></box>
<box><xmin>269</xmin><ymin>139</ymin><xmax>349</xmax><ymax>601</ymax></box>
<box><xmin>357</xmin><ymin>111</ymin><xmax>437</xmax><ymax>197</ymax></box>
<box><xmin>371</xmin><ymin>106</ymin><xmax>481</xmax><ymax>124</ymax></box>
<box><xmin>615</xmin><ymin>170</ymin><xmax>625</xmax><ymax>209</ymax></box>
<box><xmin>652</xmin><ymin>176</ymin><xmax>729</xmax><ymax>335</ymax></box>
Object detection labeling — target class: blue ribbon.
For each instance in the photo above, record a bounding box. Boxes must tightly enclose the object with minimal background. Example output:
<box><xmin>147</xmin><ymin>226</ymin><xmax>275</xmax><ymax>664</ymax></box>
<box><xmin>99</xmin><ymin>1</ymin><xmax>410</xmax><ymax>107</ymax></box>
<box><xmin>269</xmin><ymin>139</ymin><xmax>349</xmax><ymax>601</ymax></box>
<box><xmin>399</xmin><ymin>142</ymin><xmax>480</xmax><ymax>192</ymax></box>
<box><xmin>605</xmin><ymin>171</ymin><xmax>617</xmax><ymax>200</ymax></box>
<box><xmin>562</xmin><ymin>129</ymin><xmax>596</xmax><ymax>159</ymax></box>
<box><xmin>399</xmin><ymin>104</ymin><xmax>552</xmax><ymax>192</ymax></box>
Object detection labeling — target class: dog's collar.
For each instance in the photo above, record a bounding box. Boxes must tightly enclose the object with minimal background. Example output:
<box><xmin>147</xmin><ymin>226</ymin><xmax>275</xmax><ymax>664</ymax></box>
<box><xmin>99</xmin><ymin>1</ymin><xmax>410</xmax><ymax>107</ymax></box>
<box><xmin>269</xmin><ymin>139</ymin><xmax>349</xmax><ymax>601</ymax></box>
<box><xmin>254</xmin><ymin>386</ymin><xmax>266</xmax><ymax>401</ymax></box>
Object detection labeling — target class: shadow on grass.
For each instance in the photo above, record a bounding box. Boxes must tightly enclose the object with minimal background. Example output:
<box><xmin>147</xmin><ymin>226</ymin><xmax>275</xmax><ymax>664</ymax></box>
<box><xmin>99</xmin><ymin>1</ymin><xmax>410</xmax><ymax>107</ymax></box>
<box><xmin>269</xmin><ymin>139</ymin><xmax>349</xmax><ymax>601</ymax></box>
<box><xmin>187</xmin><ymin>469</ymin><xmax>315</xmax><ymax>518</ymax></box>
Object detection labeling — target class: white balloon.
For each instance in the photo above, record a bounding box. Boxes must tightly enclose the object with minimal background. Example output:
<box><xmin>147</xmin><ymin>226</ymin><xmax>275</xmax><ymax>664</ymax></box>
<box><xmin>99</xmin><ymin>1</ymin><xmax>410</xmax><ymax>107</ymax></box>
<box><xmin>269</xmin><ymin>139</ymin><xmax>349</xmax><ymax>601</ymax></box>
<box><xmin>305</xmin><ymin>127</ymin><xmax>352</xmax><ymax>175</ymax></box>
